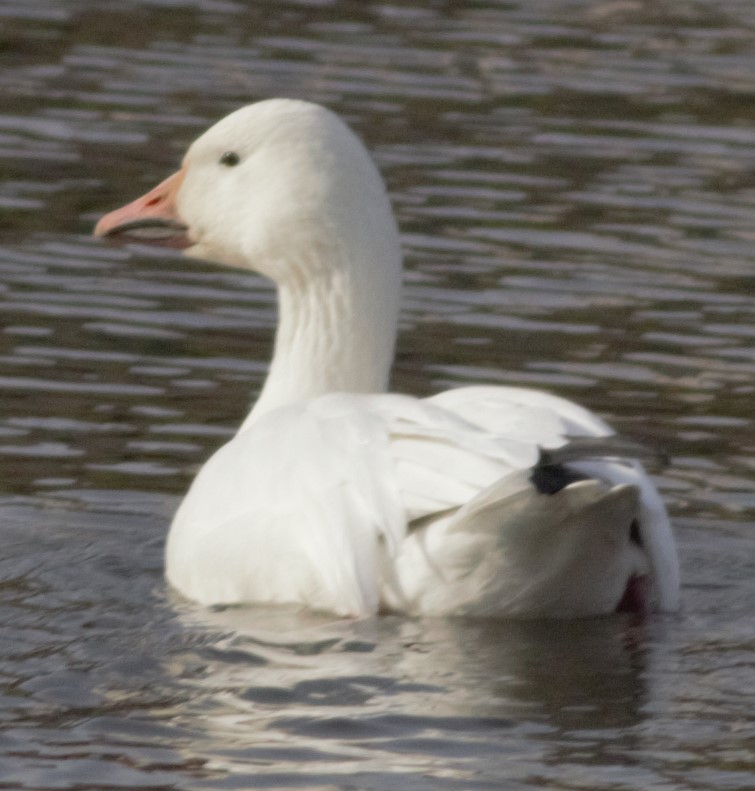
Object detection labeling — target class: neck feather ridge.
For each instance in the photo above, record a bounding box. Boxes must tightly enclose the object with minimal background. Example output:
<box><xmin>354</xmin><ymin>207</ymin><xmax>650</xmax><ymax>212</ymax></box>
<box><xmin>240</xmin><ymin>261</ymin><xmax>400</xmax><ymax>430</ymax></box>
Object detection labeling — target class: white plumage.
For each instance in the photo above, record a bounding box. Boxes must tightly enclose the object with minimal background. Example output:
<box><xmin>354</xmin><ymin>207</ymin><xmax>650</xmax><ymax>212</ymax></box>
<box><xmin>94</xmin><ymin>99</ymin><xmax>680</xmax><ymax>618</ymax></box>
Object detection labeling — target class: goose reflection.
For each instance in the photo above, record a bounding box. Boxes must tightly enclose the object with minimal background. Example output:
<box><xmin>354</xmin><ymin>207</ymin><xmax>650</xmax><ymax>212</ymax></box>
<box><xmin>165</xmin><ymin>605</ymin><xmax>658</xmax><ymax>783</ymax></box>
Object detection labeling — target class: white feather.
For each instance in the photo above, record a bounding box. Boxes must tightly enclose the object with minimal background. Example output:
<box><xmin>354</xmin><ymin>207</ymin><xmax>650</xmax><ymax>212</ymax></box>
<box><xmin>98</xmin><ymin>99</ymin><xmax>680</xmax><ymax>618</ymax></box>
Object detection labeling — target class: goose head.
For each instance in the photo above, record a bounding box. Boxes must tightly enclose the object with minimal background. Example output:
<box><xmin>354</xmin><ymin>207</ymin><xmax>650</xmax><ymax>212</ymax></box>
<box><xmin>94</xmin><ymin>99</ymin><xmax>403</xmax><ymax>292</ymax></box>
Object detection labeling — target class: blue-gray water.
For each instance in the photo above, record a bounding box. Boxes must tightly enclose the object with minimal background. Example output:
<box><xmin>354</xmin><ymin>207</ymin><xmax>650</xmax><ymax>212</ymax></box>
<box><xmin>0</xmin><ymin>1</ymin><xmax>753</xmax><ymax>788</ymax></box>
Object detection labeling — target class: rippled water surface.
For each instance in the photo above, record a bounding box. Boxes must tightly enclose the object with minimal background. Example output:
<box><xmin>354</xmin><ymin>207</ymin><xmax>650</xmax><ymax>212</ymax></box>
<box><xmin>0</xmin><ymin>1</ymin><xmax>754</xmax><ymax>788</ymax></box>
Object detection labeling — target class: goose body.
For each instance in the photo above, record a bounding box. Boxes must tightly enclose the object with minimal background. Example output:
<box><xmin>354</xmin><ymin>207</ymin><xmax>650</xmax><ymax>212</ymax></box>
<box><xmin>95</xmin><ymin>99</ymin><xmax>679</xmax><ymax>618</ymax></box>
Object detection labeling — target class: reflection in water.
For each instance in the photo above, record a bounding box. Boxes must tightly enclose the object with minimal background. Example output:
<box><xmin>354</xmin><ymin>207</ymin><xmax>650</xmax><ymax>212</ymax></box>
<box><xmin>165</xmin><ymin>606</ymin><xmax>656</xmax><ymax>786</ymax></box>
<box><xmin>0</xmin><ymin>0</ymin><xmax>754</xmax><ymax>788</ymax></box>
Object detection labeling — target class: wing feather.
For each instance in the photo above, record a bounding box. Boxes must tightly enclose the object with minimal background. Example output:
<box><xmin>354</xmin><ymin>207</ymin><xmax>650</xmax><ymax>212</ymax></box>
<box><xmin>166</xmin><ymin>394</ymin><xmax>405</xmax><ymax>615</ymax></box>
<box><xmin>166</xmin><ymin>386</ymin><xmax>679</xmax><ymax>616</ymax></box>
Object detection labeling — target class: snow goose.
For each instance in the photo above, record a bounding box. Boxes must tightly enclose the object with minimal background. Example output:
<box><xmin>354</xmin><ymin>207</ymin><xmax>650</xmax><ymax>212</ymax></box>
<box><xmin>94</xmin><ymin>99</ymin><xmax>679</xmax><ymax>618</ymax></box>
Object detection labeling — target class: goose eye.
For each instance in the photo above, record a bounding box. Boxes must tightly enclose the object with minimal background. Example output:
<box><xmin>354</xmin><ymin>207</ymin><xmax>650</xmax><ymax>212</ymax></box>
<box><xmin>219</xmin><ymin>151</ymin><xmax>240</xmax><ymax>167</ymax></box>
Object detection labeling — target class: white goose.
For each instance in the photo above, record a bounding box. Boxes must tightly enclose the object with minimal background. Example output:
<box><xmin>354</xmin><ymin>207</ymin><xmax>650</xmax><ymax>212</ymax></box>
<box><xmin>94</xmin><ymin>99</ymin><xmax>679</xmax><ymax>618</ymax></box>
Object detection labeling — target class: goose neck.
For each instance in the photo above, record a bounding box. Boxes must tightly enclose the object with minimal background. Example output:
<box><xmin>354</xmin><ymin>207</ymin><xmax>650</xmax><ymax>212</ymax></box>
<box><xmin>241</xmin><ymin>266</ymin><xmax>399</xmax><ymax>428</ymax></box>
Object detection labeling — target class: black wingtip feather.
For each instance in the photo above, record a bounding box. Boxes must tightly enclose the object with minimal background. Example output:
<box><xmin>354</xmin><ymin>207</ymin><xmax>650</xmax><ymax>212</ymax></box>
<box><xmin>531</xmin><ymin>435</ymin><xmax>669</xmax><ymax>495</ymax></box>
<box><xmin>537</xmin><ymin>436</ymin><xmax>669</xmax><ymax>471</ymax></box>
<box><xmin>530</xmin><ymin>464</ymin><xmax>587</xmax><ymax>495</ymax></box>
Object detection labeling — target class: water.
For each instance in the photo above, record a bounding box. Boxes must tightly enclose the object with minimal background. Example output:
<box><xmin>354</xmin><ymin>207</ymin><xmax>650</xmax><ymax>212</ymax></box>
<box><xmin>0</xmin><ymin>0</ymin><xmax>753</xmax><ymax>787</ymax></box>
